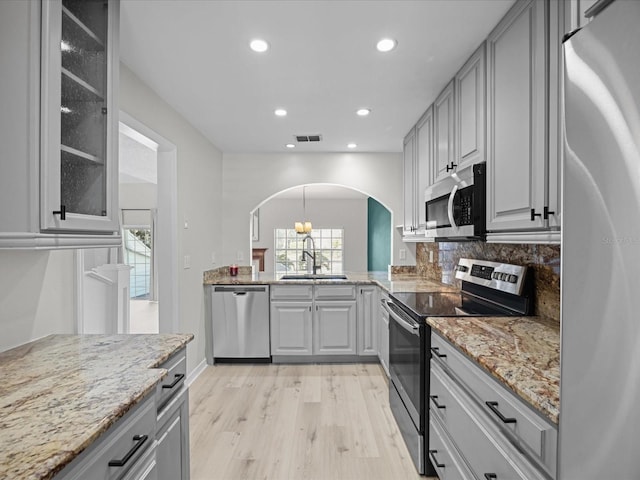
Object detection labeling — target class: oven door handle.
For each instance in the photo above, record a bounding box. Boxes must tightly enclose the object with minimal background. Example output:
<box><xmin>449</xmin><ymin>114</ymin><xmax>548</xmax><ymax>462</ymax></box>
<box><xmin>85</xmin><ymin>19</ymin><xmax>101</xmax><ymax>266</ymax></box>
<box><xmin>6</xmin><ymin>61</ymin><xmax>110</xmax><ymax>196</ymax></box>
<box><xmin>384</xmin><ymin>301</ymin><xmax>420</xmax><ymax>336</ymax></box>
<box><xmin>447</xmin><ymin>184</ymin><xmax>459</xmax><ymax>230</ymax></box>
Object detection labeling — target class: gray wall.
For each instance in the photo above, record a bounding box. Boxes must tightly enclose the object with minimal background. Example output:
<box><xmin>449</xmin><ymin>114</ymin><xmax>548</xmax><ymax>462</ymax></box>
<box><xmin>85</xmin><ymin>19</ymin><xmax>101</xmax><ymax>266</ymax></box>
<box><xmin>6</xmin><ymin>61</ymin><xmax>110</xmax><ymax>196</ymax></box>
<box><xmin>253</xmin><ymin>197</ymin><xmax>369</xmax><ymax>273</ymax></box>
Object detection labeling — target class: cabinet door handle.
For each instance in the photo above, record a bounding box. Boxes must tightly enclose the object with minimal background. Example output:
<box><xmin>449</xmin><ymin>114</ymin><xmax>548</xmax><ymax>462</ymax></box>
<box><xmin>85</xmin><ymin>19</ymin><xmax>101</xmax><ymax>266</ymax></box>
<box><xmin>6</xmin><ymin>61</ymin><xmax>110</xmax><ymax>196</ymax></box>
<box><xmin>530</xmin><ymin>208</ymin><xmax>542</xmax><ymax>221</ymax></box>
<box><xmin>52</xmin><ymin>205</ymin><xmax>66</xmax><ymax>221</ymax></box>
<box><xmin>485</xmin><ymin>474</ymin><xmax>497</xmax><ymax>480</ymax></box>
<box><xmin>162</xmin><ymin>373</ymin><xmax>185</xmax><ymax>389</ymax></box>
<box><xmin>428</xmin><ymin>450</ymin><xmax>445</xmax><ymax>469</ymax></box>
<box><xmin>543</xmin><ymin>206</ymin><xmax>555</xmax><ymax>220</ymax></box>
<box><xmin>430</xmin><ymin>347</ymin><xmax>447</xmax><ymax>359</ymax></box>
<box><xmin>446</xmin><ymin>162</ymin><xmax>457</xmax><ymax>172</ymax></box>
<box><xmin>108</xmin><ymin>434</ymin><xmax>148</xmax><ymax>467</ymax></box>
<box><xmin>430</xmin><ymin>395</ymin><xmax>446</xmax><ymax>409</ymax></box>
<box><xmin>485</xmin><ymin>401</ymin><xmax>517</xmax><ymax>423</ymax></box>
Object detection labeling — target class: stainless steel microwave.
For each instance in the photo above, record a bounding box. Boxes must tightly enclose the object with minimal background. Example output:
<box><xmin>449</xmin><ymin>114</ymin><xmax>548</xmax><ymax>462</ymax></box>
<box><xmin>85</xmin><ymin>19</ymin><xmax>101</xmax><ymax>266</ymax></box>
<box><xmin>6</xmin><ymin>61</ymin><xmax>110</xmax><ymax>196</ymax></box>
<box><xmin>424</xmin><ymin>162</ymin><xmax>486</xmax><ymax>240</ymax></box>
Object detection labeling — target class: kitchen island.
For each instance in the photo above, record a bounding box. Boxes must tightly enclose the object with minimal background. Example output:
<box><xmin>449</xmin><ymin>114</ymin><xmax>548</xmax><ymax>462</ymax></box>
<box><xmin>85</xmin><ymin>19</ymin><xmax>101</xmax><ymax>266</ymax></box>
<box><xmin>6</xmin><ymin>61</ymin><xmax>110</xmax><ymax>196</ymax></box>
<box><xmin>0</xmin><ymin>333</ymin><xmax>193</xmax><ymax>480</ymax></box>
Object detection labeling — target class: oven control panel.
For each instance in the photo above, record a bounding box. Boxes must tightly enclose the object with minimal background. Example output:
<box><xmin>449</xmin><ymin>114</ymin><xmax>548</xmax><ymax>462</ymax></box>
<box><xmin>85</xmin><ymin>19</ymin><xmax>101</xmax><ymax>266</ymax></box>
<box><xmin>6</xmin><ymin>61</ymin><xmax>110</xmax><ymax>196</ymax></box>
<box><xmin>455</xmin><ymin>258</ymin><xmax>527</xmax><ymax>295</ymax></box>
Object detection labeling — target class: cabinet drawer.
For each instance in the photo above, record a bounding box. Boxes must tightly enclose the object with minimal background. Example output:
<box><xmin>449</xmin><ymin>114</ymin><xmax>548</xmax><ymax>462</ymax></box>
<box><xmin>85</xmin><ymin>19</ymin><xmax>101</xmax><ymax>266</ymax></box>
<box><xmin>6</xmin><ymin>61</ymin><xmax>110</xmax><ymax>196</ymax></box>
<box><xmin>314</xmin><ymin>284</ymin><xmax>356</xmax><ymax>300</ymax></box>
<box><xmin>430</xmin><ymin>333</ymin><xmax>557</xmax><ymax>475</ymax></box>
<box><xmin>430</xmin><ymin>361</ymin><xmax>546</xmax><ymax>480</ymax></box>
<box><xmin>428</xmin><ymin>416</ymin><xmax>475</xmax><ymax>480</ymax></box>
<box><xmin>271</xmin><ymin>285</ymin><xmax>313</xmax><ymax>300</ymax></box>
<box><xmin>58</xmin><ymin>393</ymin><xmax>157</xmax><ymax>480</ymax></box>
<box><xmin>156</xmin><ymin>349</ymin><xmax>187</xmax><ymax>412</ymax></box>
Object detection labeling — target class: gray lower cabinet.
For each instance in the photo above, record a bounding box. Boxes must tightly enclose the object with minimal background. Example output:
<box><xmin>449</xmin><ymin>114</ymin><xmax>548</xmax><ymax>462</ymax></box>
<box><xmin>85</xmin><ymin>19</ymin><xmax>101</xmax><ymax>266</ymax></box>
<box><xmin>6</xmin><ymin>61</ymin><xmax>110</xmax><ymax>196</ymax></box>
<box><xmin>378</xmin><ymin>289</ymin><xmax>390</xmax><ymax>377</ymax></box>
<box><xmin>270</xmin><ymin>284</ymin><xmax>362</xmax><ymax>358</ymax></box>
<box><xmin>357</xmin><ymin>286</ymin><xmax>378</xmax><ymax>356</ymax></box>
<box><xmin>314</xmin><ymin>301</ymin><xmax>356</xmax><ymax>354</ymax></box>
<box><xmin>56</xmin><ymin>393</ymin><xmax>157</xmax><ymax>480</ymax></box>
<box><xmin>156</xmin><ymin>387</ymin><xmax>190</xmax><ymax>480</ymax></box>
<box><xmin>429</xmin><ymin>332</ymin><xmax>556</xmax><ymax>480</ymax></box>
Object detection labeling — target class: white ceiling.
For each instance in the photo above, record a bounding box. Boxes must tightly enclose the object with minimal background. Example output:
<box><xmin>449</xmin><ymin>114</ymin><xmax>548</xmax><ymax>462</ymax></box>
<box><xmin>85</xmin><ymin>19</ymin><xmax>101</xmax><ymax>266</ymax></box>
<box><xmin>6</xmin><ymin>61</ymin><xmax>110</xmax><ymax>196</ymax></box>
<box><xmin>119</xmin><ymin>0</ymin><xmax>515</xmax><ymax>154</ymax></box>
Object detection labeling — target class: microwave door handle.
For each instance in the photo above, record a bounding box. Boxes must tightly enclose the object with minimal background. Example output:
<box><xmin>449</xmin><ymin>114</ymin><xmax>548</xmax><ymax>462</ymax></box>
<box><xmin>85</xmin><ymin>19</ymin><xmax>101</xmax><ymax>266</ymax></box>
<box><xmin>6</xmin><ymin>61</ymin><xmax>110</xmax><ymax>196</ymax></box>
<box><xmin>447</xmin><ymin>184</ymin><xmax>459</xmax><ymax>229</ymax></box>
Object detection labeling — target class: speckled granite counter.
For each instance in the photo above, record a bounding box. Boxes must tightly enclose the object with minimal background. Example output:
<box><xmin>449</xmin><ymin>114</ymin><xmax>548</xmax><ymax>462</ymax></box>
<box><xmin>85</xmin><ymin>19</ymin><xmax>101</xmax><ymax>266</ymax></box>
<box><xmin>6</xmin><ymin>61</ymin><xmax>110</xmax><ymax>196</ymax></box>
<box><xmin>0</xmin><ymin>333</ymin><xmax>193</xmax><ymax>480</ymax></box>
<box><xmin>203</xmin><ymin>270</ymin><xmax>459</xmax><ymax>294</ymax></box>
<box><xmin>427</xmin><ymin>316</ymin><xmax>560</xmax><ymax>424</ymax></box>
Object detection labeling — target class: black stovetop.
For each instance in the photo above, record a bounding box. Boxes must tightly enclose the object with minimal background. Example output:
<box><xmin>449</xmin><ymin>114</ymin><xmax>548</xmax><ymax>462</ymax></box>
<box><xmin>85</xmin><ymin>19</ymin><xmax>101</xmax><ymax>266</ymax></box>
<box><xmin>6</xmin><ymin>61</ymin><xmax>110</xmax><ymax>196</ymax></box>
<box><xmin>389</xmin><ymin>286</ymin><xmax>529</xmax><ymax>321</ymax></box>
<box><xmin>389</xmin><ymin>291</ymin><xmax>465</xmax><ymax>319</ymax></box>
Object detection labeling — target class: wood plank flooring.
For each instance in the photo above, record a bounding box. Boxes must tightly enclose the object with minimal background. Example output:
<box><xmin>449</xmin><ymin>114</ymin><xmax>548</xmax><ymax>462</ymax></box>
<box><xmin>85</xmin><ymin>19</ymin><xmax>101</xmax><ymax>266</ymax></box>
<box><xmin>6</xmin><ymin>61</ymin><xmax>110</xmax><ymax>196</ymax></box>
<box><xmin>189</xmin><ymin>363</ymin><xmax>437</xmax><ymax>480</ymax></box>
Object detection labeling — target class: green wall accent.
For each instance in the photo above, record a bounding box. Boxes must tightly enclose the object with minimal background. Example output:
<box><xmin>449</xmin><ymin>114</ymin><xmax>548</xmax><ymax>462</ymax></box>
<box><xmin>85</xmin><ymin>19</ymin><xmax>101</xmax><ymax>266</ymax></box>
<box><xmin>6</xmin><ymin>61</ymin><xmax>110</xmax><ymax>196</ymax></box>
<box><xmin>367</xmin><ymin>197</ymin><xmax>391</xmax><ymax>271</ymax></box>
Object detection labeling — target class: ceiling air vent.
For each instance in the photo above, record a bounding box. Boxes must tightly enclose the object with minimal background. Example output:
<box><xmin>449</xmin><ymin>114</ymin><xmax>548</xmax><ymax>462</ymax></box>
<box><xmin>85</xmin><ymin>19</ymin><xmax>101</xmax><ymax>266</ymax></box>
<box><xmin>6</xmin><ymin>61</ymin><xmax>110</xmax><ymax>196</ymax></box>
<box><xmin>295</xmin><ymin>134</ymin><xmax>322</xmax><ymax>142</ymax></box>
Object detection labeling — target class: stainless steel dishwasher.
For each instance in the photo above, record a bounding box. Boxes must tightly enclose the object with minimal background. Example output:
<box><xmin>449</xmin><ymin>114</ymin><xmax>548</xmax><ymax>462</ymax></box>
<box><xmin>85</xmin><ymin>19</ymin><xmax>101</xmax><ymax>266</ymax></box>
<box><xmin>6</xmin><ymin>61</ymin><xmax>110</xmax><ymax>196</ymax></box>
<box><xmin>209</xmin><ymin>285</ymin><xmax>270</xmax><ymax>362</ymax></box>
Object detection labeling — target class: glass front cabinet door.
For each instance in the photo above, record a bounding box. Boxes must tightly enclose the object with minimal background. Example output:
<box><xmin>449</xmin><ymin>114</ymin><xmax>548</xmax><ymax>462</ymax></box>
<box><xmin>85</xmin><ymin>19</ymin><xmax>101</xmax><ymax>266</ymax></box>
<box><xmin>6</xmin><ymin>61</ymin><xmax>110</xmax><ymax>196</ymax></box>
<box><xmin>41</xmin><ymin>0</ymin><xmax>119</xmax><ymax>233</ymax></box>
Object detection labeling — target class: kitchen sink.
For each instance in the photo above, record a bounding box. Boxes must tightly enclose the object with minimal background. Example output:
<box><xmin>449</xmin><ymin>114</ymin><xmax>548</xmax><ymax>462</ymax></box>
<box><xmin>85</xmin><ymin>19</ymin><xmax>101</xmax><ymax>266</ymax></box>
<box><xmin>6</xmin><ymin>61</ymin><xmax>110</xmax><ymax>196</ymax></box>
<box><xmin>280</xmin><ymin>274</ymin><xmax>348</xmax><ymax>280</ymax></box>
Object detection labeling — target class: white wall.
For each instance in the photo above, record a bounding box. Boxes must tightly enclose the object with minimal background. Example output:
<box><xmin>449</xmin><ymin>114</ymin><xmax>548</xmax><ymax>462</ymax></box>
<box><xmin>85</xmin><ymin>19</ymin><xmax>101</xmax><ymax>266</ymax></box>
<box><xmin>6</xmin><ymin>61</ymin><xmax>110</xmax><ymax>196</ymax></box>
<box><xmin>0</xmin><ymin>250</ymin><xmax>76</xmax><ymax>352</ymax></box>
<box><xmin>119</xmin><ymin>64</ymin><xmax>224</xmax><ymax>376</ymax></box>
<box><xmin>254</xmin><ymin>197</ymin><xmax>369</xmax><ymax>273</ymax></box>
<box><xmin>222</xmin><ymin>152</ymin><xmax>416</xmax><ymax>267</ymax></box>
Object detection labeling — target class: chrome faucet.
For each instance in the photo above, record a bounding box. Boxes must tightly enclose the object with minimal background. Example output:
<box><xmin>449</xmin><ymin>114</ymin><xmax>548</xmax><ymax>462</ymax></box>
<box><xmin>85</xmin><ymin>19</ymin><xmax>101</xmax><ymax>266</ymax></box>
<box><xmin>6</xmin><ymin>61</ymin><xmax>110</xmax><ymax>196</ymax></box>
<box><xmin>301</xmin><ymin>234</ymin><xmax>320</xmax><ymax>274</ymax></box>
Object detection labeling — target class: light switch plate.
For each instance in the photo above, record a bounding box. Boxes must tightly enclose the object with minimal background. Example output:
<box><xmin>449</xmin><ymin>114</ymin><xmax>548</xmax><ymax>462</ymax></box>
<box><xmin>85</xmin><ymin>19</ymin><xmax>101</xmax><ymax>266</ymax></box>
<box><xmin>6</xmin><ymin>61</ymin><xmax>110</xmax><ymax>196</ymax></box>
<box><xmin>184</xmin><ymin>255</ymin><xmax>191</xmax><ymax>269</ymax></box>
<box><xmin>399</xmin><ymin>249</ymin><xmax>406</xmax><ymax>260</ymax></box>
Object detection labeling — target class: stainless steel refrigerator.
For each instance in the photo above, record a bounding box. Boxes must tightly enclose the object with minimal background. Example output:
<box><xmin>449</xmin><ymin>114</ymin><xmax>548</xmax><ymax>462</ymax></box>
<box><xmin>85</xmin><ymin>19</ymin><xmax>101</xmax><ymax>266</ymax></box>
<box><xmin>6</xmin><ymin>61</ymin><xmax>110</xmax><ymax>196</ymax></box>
<box><xmin>561</xmin><ymin>0</ymin><xmax>640</xmax><ymax>478</ymax></box>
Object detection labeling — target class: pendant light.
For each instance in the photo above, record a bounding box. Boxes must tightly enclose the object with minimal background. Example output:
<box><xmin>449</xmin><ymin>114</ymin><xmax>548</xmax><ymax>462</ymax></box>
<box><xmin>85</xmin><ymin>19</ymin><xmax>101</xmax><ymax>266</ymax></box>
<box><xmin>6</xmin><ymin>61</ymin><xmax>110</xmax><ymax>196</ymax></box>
<box><xmin>294</xmin><ymin>186</ymin><xmax>312</xmax><ymax>234</ymax></box>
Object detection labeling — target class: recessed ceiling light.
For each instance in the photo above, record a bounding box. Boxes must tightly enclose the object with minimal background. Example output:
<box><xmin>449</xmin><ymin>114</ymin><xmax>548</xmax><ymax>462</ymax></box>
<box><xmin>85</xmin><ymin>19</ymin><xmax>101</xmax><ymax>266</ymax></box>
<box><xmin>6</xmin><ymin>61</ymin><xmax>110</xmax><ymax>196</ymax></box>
<box><xmin>250</xmin><ymin>39</ymin><xmax>269</xmax><ymax>53</ymax></box>
<box><xmin>376</xmin><ymin>38</ymin><xmax>397</xmax><ymax>53</ymax></box>
<box><xmin>286</xmin><ymin>144</ymin><xmax>295</xmax><ymax>148</ymax></box>
<box><xmin>275</xmin><ymin>108</ymin><xmax>287</xmax><ymax>117</ymax></box>
<box><xmin>347</xmin><ymin>143</ymin><xmax>357</xmax><ymax>149</ymax></box>
<box><xmin>356</xmin><ymin>108</ymin><xmax>371</xmax><ymax>116</ymax></box>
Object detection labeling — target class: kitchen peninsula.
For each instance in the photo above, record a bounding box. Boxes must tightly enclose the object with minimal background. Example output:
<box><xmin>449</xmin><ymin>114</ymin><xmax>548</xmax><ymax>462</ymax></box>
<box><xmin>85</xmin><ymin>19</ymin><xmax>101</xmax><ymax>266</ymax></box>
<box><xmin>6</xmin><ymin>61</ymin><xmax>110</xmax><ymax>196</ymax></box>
<box><xmin>0</xmin><ymin>334</ymin><xmax>193</xmax><ymax>480</ymax></box>
<box><xmin>203</xmin><ymin>268</ymin><xmax>560</xmax><ymax>425</ymax></box>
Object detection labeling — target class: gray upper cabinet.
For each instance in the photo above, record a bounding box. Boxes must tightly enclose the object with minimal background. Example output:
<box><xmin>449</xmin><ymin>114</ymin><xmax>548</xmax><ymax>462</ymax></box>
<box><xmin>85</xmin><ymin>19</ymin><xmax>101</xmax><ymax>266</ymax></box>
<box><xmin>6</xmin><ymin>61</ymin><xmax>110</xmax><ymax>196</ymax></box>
<box><xmin>402</xmin><ymin>107</ymin><xmax>433</xmax><ymax>240</ymax></box>
<box><xmin>415</xmin><ymin>106</ymin><xmax>434</xmax><ymax>223</ymax></box>
<box><xmin>455</xmin><ymin>43</ymin><xmax>485</xmax><ymax>172</ymax></box>
<box><xmin>41</xmin><ymin>0</ymin><xmax>120</xmax><ymax>233</ymax></box>
<box><xmin>0</xmin><ymin>0</ymin><xmax>121</xmax><ymax>249</ymax></box>
<box><xmin>433</xmin><ymin>80</ymin><xmax>456</xmax><ymax>184</ymax></box>
<box><xmin>486</xmin><ymin>0</ymin><xmax>556</xmax><ymax>238</ymax></box>
<box><xmin>402</xmin><ymin>127</ymin><xmax>418</xmax><ymax>236</ymax></box>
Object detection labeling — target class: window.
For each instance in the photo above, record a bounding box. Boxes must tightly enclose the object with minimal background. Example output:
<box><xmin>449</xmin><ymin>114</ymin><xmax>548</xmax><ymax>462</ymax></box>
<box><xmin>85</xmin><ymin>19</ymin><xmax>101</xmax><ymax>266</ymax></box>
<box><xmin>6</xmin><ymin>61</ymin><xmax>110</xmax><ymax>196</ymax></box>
<box><xmin>124</xmin><ymin>228</ymin><xmax>152</xmax><ymax>298</ymax></box>
<box><xmin>274</xmin><ymin>228</ymin><xmax>344</xmax><ymax>274</ymax></box>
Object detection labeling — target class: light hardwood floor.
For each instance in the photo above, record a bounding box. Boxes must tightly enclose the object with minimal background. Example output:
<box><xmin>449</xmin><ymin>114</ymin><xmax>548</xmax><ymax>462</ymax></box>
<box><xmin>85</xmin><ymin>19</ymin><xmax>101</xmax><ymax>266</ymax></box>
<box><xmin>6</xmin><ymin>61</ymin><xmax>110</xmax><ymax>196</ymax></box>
<box><xmin>189</xmin><ymin>363</ymin><xmax>437</xmax><ymax>480</ymax></box>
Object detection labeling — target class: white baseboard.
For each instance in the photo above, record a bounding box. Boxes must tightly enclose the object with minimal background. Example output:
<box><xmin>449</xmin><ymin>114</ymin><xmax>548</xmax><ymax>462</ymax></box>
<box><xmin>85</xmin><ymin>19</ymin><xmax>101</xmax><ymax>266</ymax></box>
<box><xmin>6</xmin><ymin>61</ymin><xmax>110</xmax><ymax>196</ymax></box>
<box><xmin>187</xmin><ymin>358</ymin><xmax>207</xmax><ymax>387</ymax></box>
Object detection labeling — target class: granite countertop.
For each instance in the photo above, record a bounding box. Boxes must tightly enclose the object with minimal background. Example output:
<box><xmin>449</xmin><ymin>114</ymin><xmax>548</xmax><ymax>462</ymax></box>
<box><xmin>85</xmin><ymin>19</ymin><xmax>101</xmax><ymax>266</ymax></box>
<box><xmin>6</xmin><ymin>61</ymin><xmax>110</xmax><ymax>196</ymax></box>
<box><xmin>428</xmin><ymin>316</ymin><xmax>560</xmax><ymax>424</ymax></box>
<box><xmin>0</xmin><ymin>333</ymin><xmax>193</xmax><ymax>480</ymax></box>
<box><xmin>203</xmin><ymin>270</ymin><xmax>459</xmax><ymax>294</ymax></box>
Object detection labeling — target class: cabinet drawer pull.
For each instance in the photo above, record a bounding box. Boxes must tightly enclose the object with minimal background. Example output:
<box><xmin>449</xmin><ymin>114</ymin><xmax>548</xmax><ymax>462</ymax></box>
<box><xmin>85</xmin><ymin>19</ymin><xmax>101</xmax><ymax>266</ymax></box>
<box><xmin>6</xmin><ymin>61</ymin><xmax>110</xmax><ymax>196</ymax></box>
<box><xmin>430</xmin><ymin>347</ymin><xmax>447</xmax><ymax>358</ymax></box>
<box><xmin>430</xmin><ymin>395</ymin><xmax>446</xmax><ymax>409</ymax></box>
<box><xmin>428</xmin><ymin>450</ymin><xmax>445</xmax><ymax>469</ymax></box>
<box><xmin>485</xmin><ymin>401</ymin><xmax>516</xmax><ymax>423</ymax></box>
<box><xmin>162</xmin><ymin>373</ymin><xmax>185</xmax><ymax>389</ymax></box>
<box><xmin>108</xmin><ymin>434</ymin><xmax>148</xmax><ymax>467</ymax></box>
<box><xmin>484</xmin><ymin>474</ymin><xmax>497</xmax><ymax>480</ymax></box>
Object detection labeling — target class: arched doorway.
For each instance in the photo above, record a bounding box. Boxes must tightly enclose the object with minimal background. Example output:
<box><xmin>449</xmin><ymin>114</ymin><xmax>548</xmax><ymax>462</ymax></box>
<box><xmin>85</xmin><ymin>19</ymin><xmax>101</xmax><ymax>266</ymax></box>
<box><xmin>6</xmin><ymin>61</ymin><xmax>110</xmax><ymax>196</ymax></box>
<box><xmin>250</xmin><ymin>184</ymin><xmax>391</xmax><ymax>274</ymax></box>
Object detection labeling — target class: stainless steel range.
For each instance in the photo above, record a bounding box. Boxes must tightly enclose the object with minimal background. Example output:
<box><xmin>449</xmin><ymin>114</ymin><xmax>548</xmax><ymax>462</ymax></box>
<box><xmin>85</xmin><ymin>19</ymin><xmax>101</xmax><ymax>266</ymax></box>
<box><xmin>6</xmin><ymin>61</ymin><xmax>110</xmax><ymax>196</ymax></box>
<box><xmin>383</xmin><ymin>258</ymin><xmax>532</xmax><ymax>475</ymax></box>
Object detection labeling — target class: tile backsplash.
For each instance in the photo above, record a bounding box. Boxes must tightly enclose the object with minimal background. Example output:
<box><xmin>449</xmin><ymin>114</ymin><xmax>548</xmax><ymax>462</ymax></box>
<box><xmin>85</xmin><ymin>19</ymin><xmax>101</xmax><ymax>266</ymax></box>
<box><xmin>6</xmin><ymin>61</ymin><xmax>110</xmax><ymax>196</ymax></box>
<box><xmin>416</xmin><ymin>242</ymin><xmax>560</xmax><ymax>322</ymax></box>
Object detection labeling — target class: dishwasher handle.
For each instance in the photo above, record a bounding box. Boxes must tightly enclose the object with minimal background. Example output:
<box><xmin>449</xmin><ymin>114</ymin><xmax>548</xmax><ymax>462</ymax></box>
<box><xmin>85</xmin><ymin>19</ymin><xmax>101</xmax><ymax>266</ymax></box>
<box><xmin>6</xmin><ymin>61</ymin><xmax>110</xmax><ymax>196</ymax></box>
<box><xmin>213</xmin><ymin>286</ymin><xmax>267</xmax><ymax>293</ymax></box>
